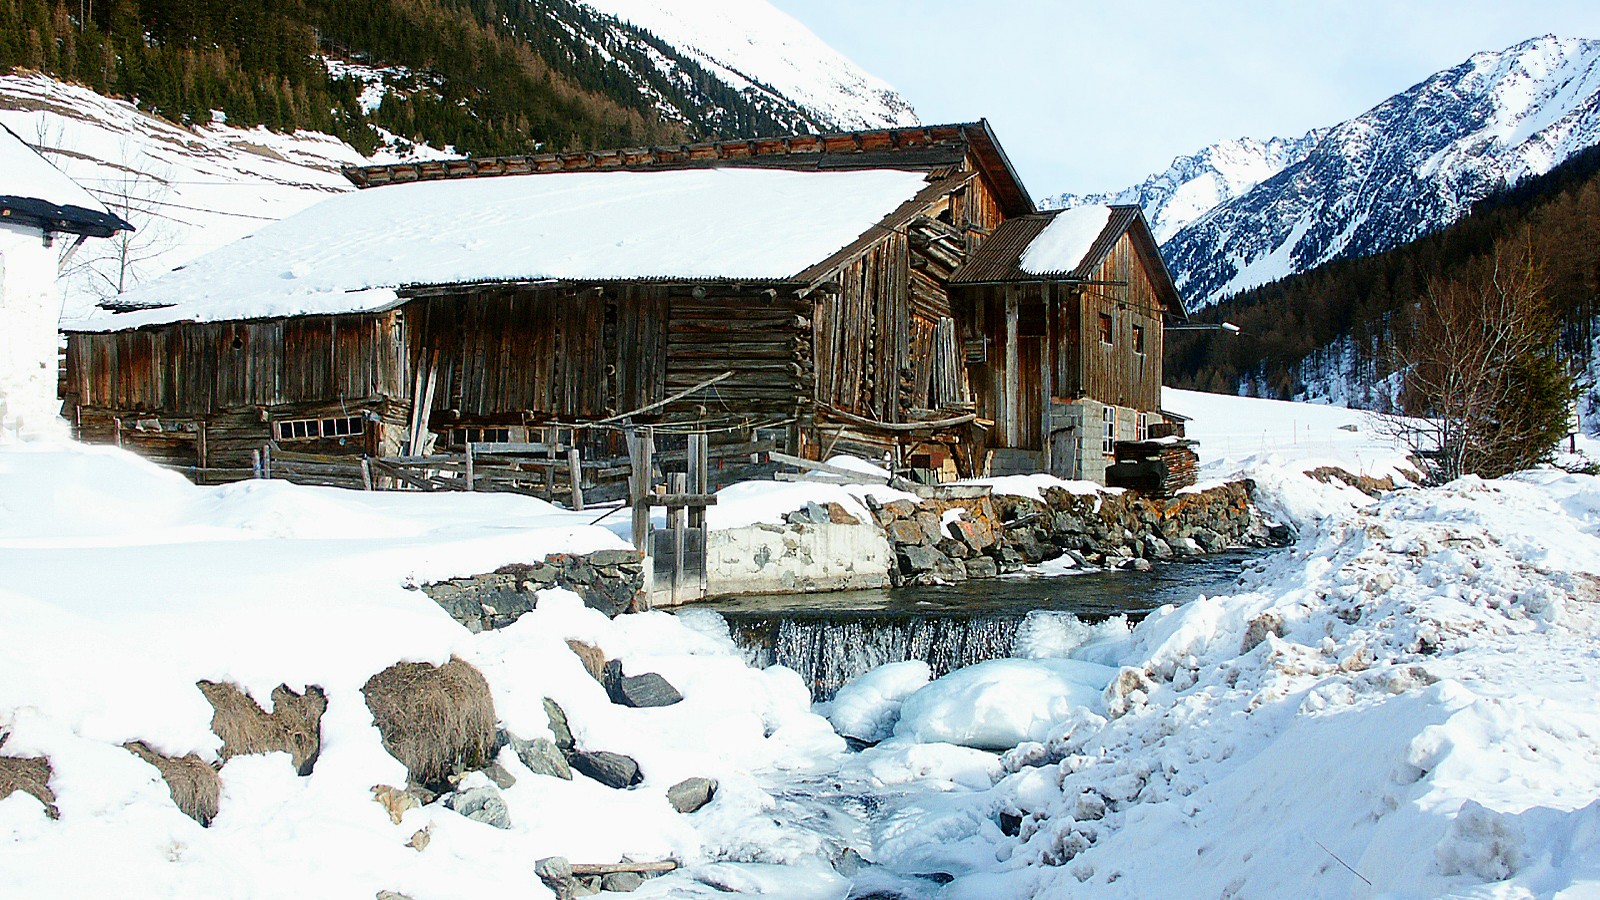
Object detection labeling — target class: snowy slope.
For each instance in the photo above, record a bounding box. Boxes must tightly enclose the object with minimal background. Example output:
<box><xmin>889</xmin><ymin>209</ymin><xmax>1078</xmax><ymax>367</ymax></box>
<box><xmin>577</xmin><ymin>0</ymin><xmax>919</xmax><ymax>132</ymax></box>
<box><xmin>1043</xmin><ymin>133</ymin><xmax>1323</xmax><ymax>243</ymax></box>
<box><xmin>1162</xmin><ymin>35</ymin><xmax>1600</xmax><ymax>305</ymax></box>
<box><xmin>0</xmin><ymin>74</ymin><xmax>448</xmax><ymax>324</ymax></box>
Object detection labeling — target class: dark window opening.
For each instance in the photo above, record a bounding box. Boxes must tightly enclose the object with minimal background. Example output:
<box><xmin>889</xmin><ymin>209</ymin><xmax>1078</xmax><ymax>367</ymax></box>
<box><xmin>1132</xmin><ymin>324</ymin><xmax>1146</xmax><ymax>355</ymax></box>
<box><xmin>1098</xmin><ymin>312</ymin><xmax>1114</xmax><ymax>345</ymax></box>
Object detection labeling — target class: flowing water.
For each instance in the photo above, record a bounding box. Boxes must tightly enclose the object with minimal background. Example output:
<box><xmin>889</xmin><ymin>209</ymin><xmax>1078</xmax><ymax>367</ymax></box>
<box><xmin>696</xmin><ymin>550</ymin><xmax>1268</xmax><ymax>700</ymax></box>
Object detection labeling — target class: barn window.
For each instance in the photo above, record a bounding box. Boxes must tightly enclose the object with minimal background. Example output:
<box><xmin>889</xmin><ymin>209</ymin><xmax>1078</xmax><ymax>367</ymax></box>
<box><xmin>1102</xmin><ymin>407</ymin><xmax>1117</xmax><ymax>455</ymax></box>
<box><xmin>1137</xmin><ymin>412</ymin><xmax>1149</xmax><ymax>440</ymax></box>
<box><xmin>275</xmin><ymin>416</ymin><xmax>364</xmax><ymax>441</ymax></box>
<box><xmin>449</xmin><ymin>426</ymin><xmax>513</xmax><ymax>447</ymax></box>
<box><xmin>1132</xmin><ymin>324</ymin><xmax>1145</xmax><ymax>355</ymax></box>
<box><xmin>1098</xmin><ymin>313</ymin><xmax>1114</xmax><ymax>345</ymax></box>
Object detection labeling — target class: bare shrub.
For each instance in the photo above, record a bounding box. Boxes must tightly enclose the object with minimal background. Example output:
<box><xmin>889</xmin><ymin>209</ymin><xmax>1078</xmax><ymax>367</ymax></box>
<box><xmin>1380</xmin><ymin>242</ymin><xmax>1575</xmax><ymax>482</ymax></box>
<box><xmin>197</xmin><ymin>681</ymin><xmax>326</xmax><ymax>775</ymax></box>
<box><xmin>0</xmin><ymin>751</ymin><xmax>58</xmax><ymax>819</ymax></box>
<box><xmin>123</xmin><ymin>741</ymin><xmax>221</xmax><ymax>825</ymax></box>
<box><xmin>363</xmin><ymin>657</ymin><xmax>496</xmax><ymax>790</ymax></box>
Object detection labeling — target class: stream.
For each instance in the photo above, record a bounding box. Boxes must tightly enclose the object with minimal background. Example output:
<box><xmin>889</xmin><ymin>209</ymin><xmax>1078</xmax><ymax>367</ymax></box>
<box><xmin>695</xmin><ymin>550</ymin><xmax>1268</xmax><ymax>700</ymax></box>
<box><xmin>662</xmin><ymin>551</ymin><xmax>1274</xmax><ymax>897</ymax></box>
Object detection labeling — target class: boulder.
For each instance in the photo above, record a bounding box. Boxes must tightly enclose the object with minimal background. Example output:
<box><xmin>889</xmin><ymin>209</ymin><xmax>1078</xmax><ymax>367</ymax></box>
<box><xmin>447</xmin><ymin>785</ymin><xmax>511</xmax><ymax>829</ymax></box>
<box><xmin>604</xmin><ymin>660</ymin><xmax>683</xmax><ymax>708</ymax></box>
<box><xmin>936</xmin><ymin>538</ymin><xmax>971</xmax><ymax>560</ymax></box>
<box><xmin>826</xmin><ymin>502</ymin><xmax>860</xmax><ymax>525</ymax></box>
<box><xmin>481</xmin><ymin>761</ymin><xmax>518</xmax><ymax>789</ymax></box>
<box><xmin>507</xmin><ymin>733</ymin><xmax>571</xmax><ymax>780</ymax></box>
<box><xmin>571</xmin><ymin>750</ymin><xmax>641</xmax><ymax>788</ymax></box>
<box><xmin>784</xmin><ymin>501</ymin><xmax>833</xmax><ymax>525</ymax></box>
<box><xmin>964</xmin><ymin>556</ymin><xmax>1000</xmax><ymax>579</ymax></box>
<box><xmin>951</xmin><ymin>518</ymin><xmax>996</xmax><ymax>552</ymax></box>
<box><xmin>666</xmin><ymin>776</ymin><xmax>718</xmax><ymax>814</ymax></box>
<box><xmin>886</xmin><ymin>519</ymin><xmax>927</xmax><ymax>546</ymax></box>
<box><xmin>897</xmin><ymin>544</ymin><xmax>946</xmax><ymax>575</ymax></box>
<box><xmin>612</xmin><ymin>673</ymin><xmax>684</xmax><ymax>708</ymax></box>
<box><xmin>882</xmin><ymin>499</ymin><xmax>918</xmax><ymax>519</ymax></box>
<box><xmin>536</xmin><ymin>857</ymin><xmax>575</xmax><ymax>900</ymax></box>
<box><xmin>1144</xmin><ymin>536</ymin><xmax>1174</xmax><ymax>559</ymax></box>
<box><xmin>601</xmin><ymin>872</ymin><xmax>645</xmax><ymax>893</ymax></box>
<box><xmin>543</xmin><ymin>698</ymin><xmax>575</xmax><ymax>752</ymax></box>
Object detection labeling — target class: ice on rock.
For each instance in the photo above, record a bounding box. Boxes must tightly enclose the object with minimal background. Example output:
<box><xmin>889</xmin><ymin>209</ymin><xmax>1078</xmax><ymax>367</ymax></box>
<box><xmin>826</xmin><ymin>660</ymin><xmax>931</xmax><ymax>743</ymax></box>
<box><xmin>894</xmin><ymin>658</ymin><xmax>1115</xmax><ymax>750</ymax></box>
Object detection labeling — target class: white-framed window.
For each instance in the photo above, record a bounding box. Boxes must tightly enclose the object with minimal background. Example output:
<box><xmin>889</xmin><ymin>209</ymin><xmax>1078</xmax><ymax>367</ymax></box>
<box><xmin>1102</xmin><ymin>406</ymin><xmax>1117</xmax><ymax>455</ymax></box>
<box><xmin>275</xmin><ymin>416</ymin><xmax>364</xmax><ymax>442</ymax></box>
<box><xmin>1137</xmin><ymin>412</ymin><xmax>1149</xmax><ymax>441</ymax></box>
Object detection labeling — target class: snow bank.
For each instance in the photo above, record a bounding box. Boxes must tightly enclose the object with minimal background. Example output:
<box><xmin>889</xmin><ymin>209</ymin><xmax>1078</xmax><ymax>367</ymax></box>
<box><xmin>893</xmin><ymin>659</ymin><xmax>1114</xmax><ymax>751</ymax></box>
<box><xmin>824</xmin><ymin>661</ymin><xmax>930</xmax><ymax>744</ymax></box>
<box><xmin>0</xmin><ymin>442</ymin><xmax>860</xmax><ymax>898</ymax></box>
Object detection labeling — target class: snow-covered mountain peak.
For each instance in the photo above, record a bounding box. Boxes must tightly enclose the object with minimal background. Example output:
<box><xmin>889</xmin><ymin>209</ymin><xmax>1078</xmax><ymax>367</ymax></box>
<box><xmin>1121</xmin><ymin>34</ymin><xmax>1600</xmax><ymax>307</ymax></box>
<box><xmin>1044</xmin><ymin>132</ymin><xmax>1323</xmax><ymax>242</ymax></box>
<box><xmin>577</xmin><ymin>0</ymin><xmax>919</xmax><ymax>131</ymax></box>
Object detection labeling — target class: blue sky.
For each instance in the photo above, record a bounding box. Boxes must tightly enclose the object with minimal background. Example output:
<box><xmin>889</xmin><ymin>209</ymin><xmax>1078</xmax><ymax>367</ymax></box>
<box><xmin>769</xmin><ymin>1</ymin><xmax>1600</xmax><ymax>197</ymax></box>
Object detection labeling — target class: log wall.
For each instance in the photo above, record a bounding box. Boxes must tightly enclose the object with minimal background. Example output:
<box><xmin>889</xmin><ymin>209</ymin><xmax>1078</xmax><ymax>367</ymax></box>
<box><xmin>1076</xmin><ymin>232</ymin><xmax>1164</xmax><ymax>411</ymax></box>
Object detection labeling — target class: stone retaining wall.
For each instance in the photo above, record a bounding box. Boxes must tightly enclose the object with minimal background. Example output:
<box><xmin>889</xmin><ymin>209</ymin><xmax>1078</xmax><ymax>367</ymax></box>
<box><xmin>869</xmin><ymin>481</ymin><xmax>1286</xmax><ymax>586</ymax></box>
<box><xmin>419</xmin><ymin>481</ymin><xmax>1288</xmax><ymax>616</ymax></box>
<box><xmin>421</xmin><ymin>549</ymin><xmax>646</xmax><ymax>628</ymax></box>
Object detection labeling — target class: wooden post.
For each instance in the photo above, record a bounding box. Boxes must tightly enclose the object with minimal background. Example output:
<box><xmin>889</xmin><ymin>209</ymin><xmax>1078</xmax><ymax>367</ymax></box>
<box><xmin>567</xmin><ymin>446</ymin><xmax>584</xmax><ymax>511</ymax></box>
<box><xmin>464</xmin><ymin>443</ymin><xmax>475</xmax><ymax>492</ymax></box>
<box><xmin>252</xmin><ymin>449</ymin><xmax>262</xmax><ymax>480</ymax></box>
<box><xmin>668</xmin><ymin>472</ymin><xmax>687</xmax><ymax>607</ymax></box>
<box><xmin>197</xmin><ymin>421</ymin><xmax>209</xmax><ymax>479</ymax></box>
<box><xmin>629</xmin><ymin>427</ymin><xmax>653</xmax><ymax>553</ymax></box>
<box><xmin>262</xmin><ymin>444</ymin><xmax>272</xmax><ymax>480</ymax></box>
<box><xmin>113</xmin><ymin>416</ymin><xmax>122</xmax><ymax>448</ymax></box>
<box><xmin>1004</xmin><ymin>288</ymin><xmax>1020</xmax><ymax>448</ymax></box>
<box><xmin>360</xmin><ymin>457</ymin><xmax>373</xmax><ymax>491</ymax></box>
<box><xmin>1041</xmin><ymin>284</ymin><xmax>1054</xmax><ymax>476</ymax></box>
<box><xmin>687</xmin><ymin>432</ymin><xmax>709</xmax><ymax>600</ymax></box>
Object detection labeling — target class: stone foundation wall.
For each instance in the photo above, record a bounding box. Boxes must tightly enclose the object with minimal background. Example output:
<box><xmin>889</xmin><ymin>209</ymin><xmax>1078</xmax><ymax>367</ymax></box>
<box><xmin>421</xmin><ymin>549</ymin><xmax>646</xmax><ymax>628</ymax></box>
<box><xmin>868</xmin><ymin>481</ymin><xmax>1286</xmax><ymax>586</ymax></box>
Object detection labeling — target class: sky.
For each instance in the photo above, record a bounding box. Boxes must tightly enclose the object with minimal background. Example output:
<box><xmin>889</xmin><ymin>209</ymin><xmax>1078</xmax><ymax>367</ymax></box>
<box><xmin>768</xmin><ymin>1</ymin><xmax>1600</xmax><ymax>198</ymax></box>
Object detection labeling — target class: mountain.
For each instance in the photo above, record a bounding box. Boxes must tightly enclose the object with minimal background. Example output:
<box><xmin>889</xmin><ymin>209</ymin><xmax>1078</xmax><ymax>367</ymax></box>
<box><xmin>1055</xmin><ymin>36</ymin><xmax>1600</xmax><ymax>308</ymax></box>
<box><xmin>0</xmin><ymin>0</ymin><xmax>919</xmax><ymax>160</ymax></box>
<box><xmin>1043</xmin><ymin>133</ymin><xmax>1322</xmax><ymax>243</ymax></box>
<box><xmin>1164</xmin><ymin>141</ymin><xmax>1600</xmax><ymax>430</ymax></box>
<box><xmin>576</xmin><ymin>0</ymin><xmax>919</xmax><ymax>132</ymax></box>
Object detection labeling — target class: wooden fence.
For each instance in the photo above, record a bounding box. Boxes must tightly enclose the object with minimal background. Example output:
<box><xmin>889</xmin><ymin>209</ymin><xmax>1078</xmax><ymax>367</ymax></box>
<box><xmin>158</xmin><ymin>437</ymin><xmax>777</xmax><ymax>512</ymax></box>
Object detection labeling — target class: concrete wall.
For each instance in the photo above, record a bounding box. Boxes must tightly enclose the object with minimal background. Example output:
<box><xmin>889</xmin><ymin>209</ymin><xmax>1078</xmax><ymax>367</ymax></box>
<box><xmin>703</xmin><ymin>522</ymin><xmax>894</xmax><ymax>598</ymax></box>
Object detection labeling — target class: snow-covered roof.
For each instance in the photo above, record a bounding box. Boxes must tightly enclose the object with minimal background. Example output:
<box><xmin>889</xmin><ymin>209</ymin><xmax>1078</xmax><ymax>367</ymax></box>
<box><xmin>1019</xmin><ymin>206</ymin><xmax>1114</xmax><ymax>275</ymax></box>
<box><xmin>0</xmin><ymin>125</ymin><xmax>131</xmax><ymax>238</ymax></box>
<box><xmin>74</xmin><ymin>167</ymin><xmax>931</xmax><ymax>333</ymax></box>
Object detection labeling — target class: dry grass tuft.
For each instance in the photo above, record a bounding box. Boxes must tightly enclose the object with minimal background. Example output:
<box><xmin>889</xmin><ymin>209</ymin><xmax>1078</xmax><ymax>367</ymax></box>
<box><xmin>197</xmin><ymin>680</ymin><xmax>326</xmax><ymax>775</ymax></box>
<box><xmin>362</xmin><ymin>657</ymin><xmax>496</xmax><ymax>790</ymax></box>
<box><xmin>123</xmin><ymin>741</ymin><xmax>221</xmax><ymax>825</ymax></box>
<box><xmin>566</xmin><ymin>640</ymin><xmax>607</xmax><ymax>683</ymax></box>
<box><xmin>0</xmin><ymin>752</ymin><xmax>59</xmax><ymax>819</ymax></box>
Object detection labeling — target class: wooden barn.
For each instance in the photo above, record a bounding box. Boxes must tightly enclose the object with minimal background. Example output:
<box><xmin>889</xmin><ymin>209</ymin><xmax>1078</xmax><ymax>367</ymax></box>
<box><xmin>60</xmin><ymin>121</ymin><xmax>1188</xmax><ymax>486</ymax></box>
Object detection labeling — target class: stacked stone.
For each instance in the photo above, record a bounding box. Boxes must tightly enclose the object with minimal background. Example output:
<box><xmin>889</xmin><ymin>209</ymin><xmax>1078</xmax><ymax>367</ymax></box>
<box><xmin>866</xmin><ymin>495</ymin><xmax>1009</xmax><ymax>586</ymax></box>
<box><xmin>421</xmin><ymin>548</ymin><xmax>646</xmax><ymax>629</ymax></box>
<box><xmin>872</xmin><ymin>480</ymin><xmax>1287</xmax><ymax>584</ymax></box>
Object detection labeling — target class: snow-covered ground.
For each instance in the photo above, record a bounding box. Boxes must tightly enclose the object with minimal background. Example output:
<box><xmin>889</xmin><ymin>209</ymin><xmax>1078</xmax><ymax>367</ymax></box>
<box><xmin>3</xmin><ymin>389</ymin><xmax>1600</xmax><ymax>898</ymax></box>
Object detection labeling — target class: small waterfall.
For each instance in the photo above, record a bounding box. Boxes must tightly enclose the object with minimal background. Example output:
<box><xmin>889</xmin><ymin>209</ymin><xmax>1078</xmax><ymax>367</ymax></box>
<box><xmin>726</xmin><ymin>614</ymin><xmax>1030</xmax><ymax>701</ymax></box>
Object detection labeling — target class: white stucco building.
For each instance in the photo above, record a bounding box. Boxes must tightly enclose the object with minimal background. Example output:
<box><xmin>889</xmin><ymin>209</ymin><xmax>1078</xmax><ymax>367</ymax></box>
<box><xmin>0</xmin><ymin>125</ymin><xmax>130</xmax><ymax>441</ymax></box>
